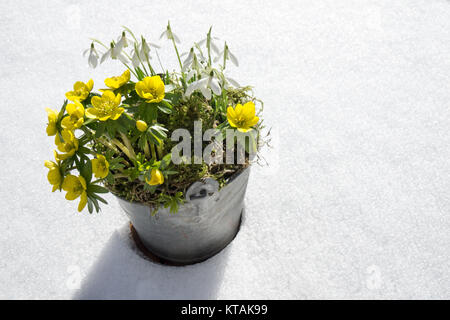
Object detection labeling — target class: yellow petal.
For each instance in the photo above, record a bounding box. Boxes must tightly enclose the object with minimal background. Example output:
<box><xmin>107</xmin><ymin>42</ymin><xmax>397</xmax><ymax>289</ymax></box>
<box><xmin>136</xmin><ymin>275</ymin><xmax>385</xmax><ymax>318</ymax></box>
<box><xmin>85</xmin><ymin>108</ymin><xmax>98</xmax><ymax>119</ymax></box>
<box><xmin>46</xmin><ymin>123</ymin><xmax>57</xmax><ymax>136</ymax></box>
<box><xmin>234</xmin><ymin>103</ymin><xmax>243</xmax><ymax>115</ymax></box>
<box><xmin>79</xmin><ymin>175</ymin><xmax>87</xmax><ymax>190</ymax></box>
<box><xmin>103</xmin><ymin>90</ymin><xmax>116</xmax><ymax>101</ymax></box>
<box><xmin>114</xmin><ymin>93</ymin><xmax>122</xmax><ymax>106</ymax></box>
<box><xmin>44</xmin><ymin>160</ymin><xmax>56</xmax><ymax>169</ymax></box>
<box><xmin>242</xmin><ymin>101</ymin><xmax>256</xmax><ymax>120</ymax></box>
<box><xmin>247</xmin><ymin>116</ymin><xmax>259</xmax><ymax>127</ymax></box>
<box><xmin>78</xmin><ymin>192</ymin><xmax>88</xmax><ymax>212</ymax></box>
<box><xmin>86</xmin><ymin>79</ymin><xmax>94</xmax><ymax>91</ymax></box>
<box><xmin>90</xmin><ymin>96</ymin><xmax>102</xmax><ymax>108</ymax></box>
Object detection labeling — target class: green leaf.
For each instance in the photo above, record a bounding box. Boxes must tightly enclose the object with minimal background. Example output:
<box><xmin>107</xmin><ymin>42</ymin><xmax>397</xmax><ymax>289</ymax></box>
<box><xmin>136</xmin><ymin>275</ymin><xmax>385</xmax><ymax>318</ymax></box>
<box><xmin>88</xmin><ymin>184</ymin><xmax>109</xmax><ymax>194</ymax></box>
<box><xmin>87</xmin><ymin>199</ymin><xmax>93</xmax><ymax>214</ymax></box>
<box><xmin>160</xmin><ymin>153</ymin><xmax>172</xmax><ymax>170</ymax></box>
<box><xmin>91</xmin><ymin>193</ymin><xmax>108</xmax><ymax>204</ymax></box>
<box><xmin>80</xmin><ymin>158</ymin><xmax>92</xmax><ymax>183</ymax></box>
<box><xmin>157</xmin><ymin>101</ymin><xmax>172</xmax><ymax>114</ymax></box>
<box><xmin>95</xmin><ymin>122</ymin><xmax>106</xmax><ymax>138</ymax></box>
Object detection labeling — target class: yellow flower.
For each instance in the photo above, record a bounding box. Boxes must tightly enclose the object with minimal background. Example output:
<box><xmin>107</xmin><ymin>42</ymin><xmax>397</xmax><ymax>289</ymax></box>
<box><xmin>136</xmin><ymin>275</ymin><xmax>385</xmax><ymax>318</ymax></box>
<box><xmin>136</xmin><ymin>120</ymin><xmax>148</xmax><ymax>132</ymax></box>
<box><xmin>61</xmin><ymin>101</ymin><xmax>84</xmax><ymax>130</ymax></box>
<box><xmin>62</xmin><ymin>175</ymin><xmax>88</xmax><ymax>212</ymax></box>
<box><xmin>55</xmin><ymin>129</ymin><xmax>79</xmax><ymax>160</ymax></box>
<box><xmin>65</xmin><ymin>79</ymin><xmax>94</xmax><ymax>102</ymax></box>
<box><xmin>104</xmin><ymin>69</ymin><xmax>130</xmax><ymax>89</ymax></box>
<box><xmin>227</xmin><ymin>101</ymin><xmax>259</xmax><ymax>132</ymax></box>
<box><xmin>145</xmin><ymin>169</ymin><xmax>164</xmax><ymax>186</ymax></box>
<box><xmin>135</xmin><ymin>76</ymin><xmax>165</xmax><ymax>103</ymax></box>
<box><xmin>46</xmin><ymin>108</ymin><xmax>58</xmax><ymax>136</ymax></box>
<box><xmin>85</xmin><ymin>90</ymin><xmax>124</xmax><ymax>121</ymax></box>
<box><xmin>91</xmin><ymin>154</ymin><xmax>109</xmax><ymax>179</ymax></box>
<box><xmin>44</xmin><ymin>151</ymin><xmax>63</xmax><ymax>192</ymax></box>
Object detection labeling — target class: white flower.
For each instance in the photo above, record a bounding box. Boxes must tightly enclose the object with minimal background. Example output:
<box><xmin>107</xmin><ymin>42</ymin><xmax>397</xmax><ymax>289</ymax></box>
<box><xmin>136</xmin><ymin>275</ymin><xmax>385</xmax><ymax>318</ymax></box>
<box><xmin>100</xmin><ymin>42</ymin><xmax>128</xmax><ymax>64</ymax></box>
<box><xmin>214</xmin><ymin>43</ymin><xmax>239</xmax><ymax>67</ymax></box>
<box><xmin>198</xmin><ymin>36</ymin><xmax>221</xmax><ymax>54</ymax></box>
<box><xmin>83</xmin><ymin>43</ymin><xmax>99</xmax><ymax>68</ymax></box>
<box><xmin>160</xmin><ymin>22</ymin><xmax>180</xmax><ymax>43</ymax></box>
<box><xmin>130</xmin><ymin>38</ymin><xmax>160</xmax><ymax>68</ymax></box>
<box><xmin>223</xmin><ymin>74</ymin><xmax>240</xmax><ymax>88</ymax></box>
<box><xmin>181</xmin><ymin>48</ymin><xmax>204</xmax><ymax>72</ymax></box>
<box><xmin>115</xmin><ymin>31</ymin><xmax>133</xmax><ymax>52</ymax></box>
<box><xmin>185</xmin><ymin>72</ymin><xmax>221</xmax><ymax>100</ymax></box>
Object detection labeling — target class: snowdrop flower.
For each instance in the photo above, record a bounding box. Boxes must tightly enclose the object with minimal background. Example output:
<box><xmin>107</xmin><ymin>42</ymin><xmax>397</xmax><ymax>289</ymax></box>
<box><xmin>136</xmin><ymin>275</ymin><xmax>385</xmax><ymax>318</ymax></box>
<box><xmin>159</xmin><ymin>22</ymin><xmax>180</xmax><ymax>43</ymax></box>
<box><xmin>101</xmin><ymin>42</ymin><xmax>128</xmax><ymax>64</ymax></box>
<box><xmin>214</xmin><ymin>42</ymin><xmax>239</xmax><ymax>67</ymax></box>
<box><xmin>223</xmin><ymin>74</ymin><xmax>240</xmax><ymax>88</ymax></box>
<box><xmin>115</xmin><ymin>31</ymin><xmax>133</xmax><ymax>52</ymax></box>
<box><xmin>185</xmin><ymin>71</ymin><xmax>221</xmax><ymax>100</ymax></box>
<box><xmin>131</xmin><ymin>38</ymin><xmax>160</xmax><ymax>68</ymax></box>
<box><xmin>198</xmin><ymin>34</ymin><xmax>221</xmax><ymax>54</ymax></box>
<box><xmin>83</xmin><ymin>43</ymin><xmax>99</xmax><ymax>68</ymax></box>
<box><xmin>181</xmin><ymin>48</ymin><xmax>204</xmax><ymax>72</ymax></box>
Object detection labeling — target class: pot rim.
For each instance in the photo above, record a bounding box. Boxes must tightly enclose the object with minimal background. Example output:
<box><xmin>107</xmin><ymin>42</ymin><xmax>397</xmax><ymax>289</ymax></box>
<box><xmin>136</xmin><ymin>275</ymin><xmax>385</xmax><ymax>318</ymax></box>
<box><xmin>112</xmin><ymin>165</ymin><xmax>251</xmax><ymax>206</ymax></box>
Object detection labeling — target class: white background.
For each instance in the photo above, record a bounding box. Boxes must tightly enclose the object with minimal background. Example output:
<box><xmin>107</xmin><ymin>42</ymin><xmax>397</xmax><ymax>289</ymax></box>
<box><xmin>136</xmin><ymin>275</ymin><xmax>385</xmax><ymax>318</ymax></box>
<box><xmin>0</xmin><ymin>0</ymin><xmax>449</xmax><ymax>299</ymax></box>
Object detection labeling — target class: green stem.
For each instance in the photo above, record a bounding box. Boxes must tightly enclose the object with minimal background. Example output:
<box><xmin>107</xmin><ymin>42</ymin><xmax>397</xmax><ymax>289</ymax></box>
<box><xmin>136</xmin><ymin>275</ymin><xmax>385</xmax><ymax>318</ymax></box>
<box><xmin>144</xmin><ymin>141</ymin><xmax>151</xmax><ymax>159</ymax></box>
<box><xmin>119</xmin><ymin>132</ymin><xmax>136</xmax><ymax>159</ymax></box>
<box><xmin>150</xmin><ymin>143</ymin><xmax>157</xmax><ymax>160</ymax></box>
<box><xmin>111</xmin><ymin>138</ymin><xmax>134</xmax><ymax>161</ymax></box>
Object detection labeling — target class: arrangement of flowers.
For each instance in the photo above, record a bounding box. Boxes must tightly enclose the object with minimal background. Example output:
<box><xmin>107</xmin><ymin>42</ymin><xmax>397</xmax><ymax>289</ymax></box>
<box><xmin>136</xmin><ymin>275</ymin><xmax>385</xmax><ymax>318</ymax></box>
<box><xmin>44</xmin><ymin>23</ymin><xmax>265</xmax><ymax>214</ymax></box>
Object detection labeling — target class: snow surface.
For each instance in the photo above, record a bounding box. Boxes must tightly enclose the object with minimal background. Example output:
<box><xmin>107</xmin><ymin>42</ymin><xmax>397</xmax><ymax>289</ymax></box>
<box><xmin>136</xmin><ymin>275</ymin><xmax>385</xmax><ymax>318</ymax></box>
<box><xmin>1</xmin><ymin>0</ymin><xmax>450</xmax><ymax>299</ymax></box>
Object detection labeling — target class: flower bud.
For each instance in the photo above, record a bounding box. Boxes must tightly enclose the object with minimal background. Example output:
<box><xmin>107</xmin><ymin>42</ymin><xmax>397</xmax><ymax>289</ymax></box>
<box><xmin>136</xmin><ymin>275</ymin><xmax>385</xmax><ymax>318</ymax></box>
<box><xmin>136</xmin><ymin>120</ymin><xmax>148</xmax><ymax>132</ymax></box>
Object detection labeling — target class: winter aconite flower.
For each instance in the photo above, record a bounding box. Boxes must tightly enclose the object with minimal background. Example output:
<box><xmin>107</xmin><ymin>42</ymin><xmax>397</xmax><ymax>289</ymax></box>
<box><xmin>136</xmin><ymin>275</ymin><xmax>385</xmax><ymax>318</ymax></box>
<box><xmin>227</xmin><ymin>101</ymin><xmax>259</xmax><ymax>132</ymax></box>
<box><xmin>65</xmin><ymin>79</ymin><xmax>94</xmax><ymax>102</ymax></box>
<box><xmin>104</xmin><ymin>69</ymin><xmax>130</xmax><ymax>90</ymax></box>
<box><xmin>146</xmin><ymin>169</ymin><xmax>164</xmax><ymax>186</ymax></box>
<box><xmin>135</xmin><ymin>76</ymin><xmax>165</xmax><ymax>103</ymax></box>
<box><xmin>61</xmin><ymin>101</ymin><xmax>84</xmax><ymax>130</ymax></box>
<box><xmin>44</xmin><ymin>151</ymin><xmax>63</xmax><ymax>192</ymax></box>
<box><xmin>46</xmin><ymin>108</ymin><xmax>58</xmax><ymax>136</ymax></box>
<box><xmin>85</xmin><ymin>91</ymin><xmax>124</xmax><ymax>121</ymax></box>
<box><xmin>136</xmin><ymin>120</ymin><xmax>148</xmax><ymax>132</ymax></box>
<box><xmin>55</xmin><ymin>129</ymin><xmax>79</xmax><ymax>160</ymax></box>
<box><xmin>91</xmin><ymin>154</ymin><xmax>109</xmax><ymax>179</ymax></box>
<box><xmin>62</xmin><ymin>175</ymin><xmax>88</xmax><ymax>212</ymax></box>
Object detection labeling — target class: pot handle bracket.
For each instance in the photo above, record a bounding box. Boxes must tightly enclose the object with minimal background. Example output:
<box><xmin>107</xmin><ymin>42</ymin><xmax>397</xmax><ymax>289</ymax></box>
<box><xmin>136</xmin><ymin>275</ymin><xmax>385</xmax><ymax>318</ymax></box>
<box><xmin>185</xmin><ymin>178</ymin><xmax>220</xmax><ymax>203</ymax></box>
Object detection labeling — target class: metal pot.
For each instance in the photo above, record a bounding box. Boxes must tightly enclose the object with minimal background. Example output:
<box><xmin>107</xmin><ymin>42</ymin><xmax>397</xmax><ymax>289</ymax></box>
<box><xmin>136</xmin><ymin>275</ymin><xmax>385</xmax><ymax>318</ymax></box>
<box><xmin>115</xmin><ymin>168</ymin><xmax>250</xmax><ymax>265</ymax></box>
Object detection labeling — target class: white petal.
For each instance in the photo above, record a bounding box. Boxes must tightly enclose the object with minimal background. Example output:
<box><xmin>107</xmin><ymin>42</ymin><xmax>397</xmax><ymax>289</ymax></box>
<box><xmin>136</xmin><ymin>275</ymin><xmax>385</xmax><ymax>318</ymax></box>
<box><xmin>226</xmin><ymin>77</ymin><xmax>240</xmax><ymax>87</ymax></box>
<box><xmin>159</xmin><ymin>30</ymin><xmax>168</xmax><ymax>40</ymax></box>
<box><xmin>200</xmin><ymin>86</ymin><xmax>211</xmax><ymax>100</ymax></box>
<box><xmin>164</xmin><ymin>84</ymin><xmax>175</xmax><ymax>93</ymax></box>
<box><xmin>185</xmin><ymin>81</ymin><xmax>200</xmax><ymax>97</ymax></box>
<box><xmin>88</xmin><ymin>53</ymin><xmax>98</xmax><ymax>68</ymax></box>
<box><xmin>83</xmin><ymin>48</ymin><xmax>90</xmax><ymax>56</ymax></box>
<box><xmin>182</xmin><ymin>51</ymin><xmax>193</xmax><ymax>66</ymax></box>
<box><xmin>100</xmin><ymin>49</ymin><xmax>111</xmax><ymax>64</ymax></box>
<box><xmin>213</xmin><ymin>52</ymin><xmax>223</xmax><ymax>63</ymax></box>
<box><xmin>211</xmin><ymin>42</ymin><xmax>220</xmax><ymax>54</ymax></box>
<box><xmin>186</xmin><ymin>70</ymin><xmax>196</xmax><ymax>80</ymax></box>
<box><xmin>173</xmin><ymin>33</ymin><xmax>181</xmax><ymax>43</ymax></box>
<box><xmin>131</xmin><ymin>50</ymin><xmax>140</xmax><ymax>68</ymax></box>
<box><xmin>209</xmin><ymin>78</ymin><xmax>221</xmax><ymax>95</ymax></box>
<box><xmin>229</xmin><ymin>52</ymin><xmax>239</xmax><ymax>66</ymax></box>
<box><xmin>149</xmin><ymin>42</ymin><xmax>160</xmax><ymax>49</ymax></box>
<box><xmin>117</xmin><ymin>53</ymin><xmax>129</xmax><ymax>64</ymax></box>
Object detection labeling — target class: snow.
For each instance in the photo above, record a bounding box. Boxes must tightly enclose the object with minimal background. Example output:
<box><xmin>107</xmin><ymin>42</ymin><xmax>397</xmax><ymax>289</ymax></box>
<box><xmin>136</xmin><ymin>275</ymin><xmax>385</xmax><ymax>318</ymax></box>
<box><xmin>1</xmin><ymin>0</ymin><xmax>450</xmax><ymax>299</ymax></box>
